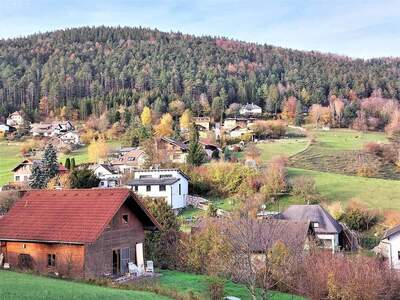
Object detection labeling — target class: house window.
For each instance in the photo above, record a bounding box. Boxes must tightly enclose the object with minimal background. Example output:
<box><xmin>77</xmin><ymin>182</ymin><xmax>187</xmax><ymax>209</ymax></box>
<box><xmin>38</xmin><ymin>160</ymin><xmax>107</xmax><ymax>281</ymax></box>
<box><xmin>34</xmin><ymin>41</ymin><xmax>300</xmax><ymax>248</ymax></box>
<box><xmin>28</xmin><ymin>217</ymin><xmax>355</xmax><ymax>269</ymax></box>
<box><xmin>47</xmin><ymin>254</ymin><xmax>56</xmax><ymax>267</ymax></box>
<box><xmin>122</xmin><ymin>214</ymin><xmax>129</xmax><ymax>224</ymax></box>
<box><xmin>398</xmin><ymin>251</ymin><xmax>400</xmax><ymax>261</ymax></box>
<box><xmin>140</xmin><ymin>175</ymin><xmax>151</xmax><ymax>179</ymax></box>
<box><xmin>179</xmin><ymin>184</ymin><xmax>181</xmax><ymax>195</ymax></box>
<box><xmin>134</xmin><ymin>186</ymin><xmax>138</xmax><ymax>192</ymax></box>
<box><xmin>312</xmin><ymin>222</ymin><xmax>319</xmax><ymax>228</ymax></box>
<box><xmin>15</xmin><ymin>176</ymin><xmax>20</xmax><ymax>181</ymax></box>
<box><xmin>160</xmin><ymin>174</ymin><xmax>172</xmax><ymax>178</ymax></box>
<box><xmin>146</xmin><ymin>185</ymin><xmax>151</xmax><ymax>192</ymax></box>
<box><xmin>100</xmin><ymin>181</ymin><xmax>105</xmax><ymax>186</ymax></box>
<box><xmin>159</xmin><ymin>185</ymin><xmax>166</xmax><ymax>191</ymax></box>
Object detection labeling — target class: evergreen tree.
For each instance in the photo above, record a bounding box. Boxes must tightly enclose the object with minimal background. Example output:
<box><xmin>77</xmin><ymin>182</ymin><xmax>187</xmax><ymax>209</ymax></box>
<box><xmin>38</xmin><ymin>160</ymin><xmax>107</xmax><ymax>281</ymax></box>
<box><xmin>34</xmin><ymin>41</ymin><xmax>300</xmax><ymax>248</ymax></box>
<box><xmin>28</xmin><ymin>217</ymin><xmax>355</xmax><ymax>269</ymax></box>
<box><xmin>69</xmin><ymin>168</ymin><xmax>100</xmax><ymax>188</ymax></box>
<box><xmin>42</xmin><ymin>144</ymin><xmax>59</xmax><ymax>180</ymax></box>
<box><xmin>186</xmin><ymin>127</ymin><xmax>206</xmax><ymax>166</ymax></box>
<box><xmin>65</xmin><ymin>157</ymin><xmax>71</xmax><ymax>170</ymax></box>
<box><xmin>70</xmin><ymin>158</ymin><xmax>76</xmax><ymax>170</ymax></box>
<box><xmin>29</xmin><ymin>162</ymin><xmax>46</xmax><ymax>189</ymax></box>
<box><xmin>294</xmin><ymin>101</ymin><xmax>304</xmax><ymax>126</ymax></box>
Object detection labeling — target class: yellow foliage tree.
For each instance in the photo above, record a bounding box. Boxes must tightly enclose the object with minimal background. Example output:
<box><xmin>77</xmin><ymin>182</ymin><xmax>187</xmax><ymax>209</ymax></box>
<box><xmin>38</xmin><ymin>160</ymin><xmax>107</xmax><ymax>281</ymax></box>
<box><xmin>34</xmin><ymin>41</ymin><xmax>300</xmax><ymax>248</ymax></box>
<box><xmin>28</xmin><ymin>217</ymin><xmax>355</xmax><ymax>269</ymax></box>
<box><xmin>154</xmin><ymin>113</ymin><xmax>173</xmax><ymax>137</ymax></box>
<box><xmin>179</xmin><ymin>109</ymin><xmax>192</xmax><ymax>131</ymax></box>
<box><xmin>88</xmin><ymin>139</ymin><xmax>109</xmax><ymax>162</ymax></box>
<box><xmin>141</xmin><ymin>106</ymin><xmax>152</xmax><ymax>126</ymax></box>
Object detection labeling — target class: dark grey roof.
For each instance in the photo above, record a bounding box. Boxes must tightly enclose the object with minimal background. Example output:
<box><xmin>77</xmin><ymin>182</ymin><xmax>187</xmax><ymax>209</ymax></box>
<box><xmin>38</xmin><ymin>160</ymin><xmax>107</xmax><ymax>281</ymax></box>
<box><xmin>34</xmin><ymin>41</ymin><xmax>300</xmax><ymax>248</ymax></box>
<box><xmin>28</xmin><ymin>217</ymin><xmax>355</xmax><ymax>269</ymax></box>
<box><xmin>98</xmin><ymin>164</ymin><xmax>118</xmax><ymax>174</ymax></box>
<box><xmin>242</xmin><ymin>103</ymin><xmax>261</xmax><ymax>110</ymax></box>
<box><xmin>128</xmin><ymin>177</ymin><xmax>180</xmax><ymax>186</ymax></box>
<box><xmin>383</xmin><ymin>224</ymin><xmax>400</xmax><ymax>239</ymax></box>
<box><xmin>280</xmin><ymin>205</ymin><xmax>342</xmax><ymax>234</ymax></box>
<box><xmin>161</xmin><ymin>137</ymin><xmax>188</xmax><ymax>150</ymax></box>
<box><xmin>133</xmin><ymin>168</ymin><xmax>190</xmax><ymax>180</ymax></box>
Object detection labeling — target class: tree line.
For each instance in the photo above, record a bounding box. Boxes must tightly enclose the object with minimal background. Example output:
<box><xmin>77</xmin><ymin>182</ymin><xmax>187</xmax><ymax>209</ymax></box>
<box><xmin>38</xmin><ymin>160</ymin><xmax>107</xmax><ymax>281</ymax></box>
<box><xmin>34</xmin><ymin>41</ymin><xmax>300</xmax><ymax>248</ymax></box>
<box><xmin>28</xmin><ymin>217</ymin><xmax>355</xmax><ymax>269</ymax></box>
<box><xmin>1</xmin><ymin>26</ymin><xmax>400</xmax><ymax>122</ymax></box>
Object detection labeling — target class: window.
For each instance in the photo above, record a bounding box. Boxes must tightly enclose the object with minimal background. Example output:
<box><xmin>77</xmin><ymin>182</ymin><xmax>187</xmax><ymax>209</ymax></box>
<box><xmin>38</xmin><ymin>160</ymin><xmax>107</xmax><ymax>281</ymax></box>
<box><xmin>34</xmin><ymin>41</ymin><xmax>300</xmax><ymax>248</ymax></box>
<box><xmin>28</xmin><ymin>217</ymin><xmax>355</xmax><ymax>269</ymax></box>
<box><xmin>139</xmin><ymin>175</ymin><xmax>151</xmax><ymax>179</ymax></box>
<box><xmin>398</xmin><ymin>251</ymin><xmax>400</xmax><ymax>261</ymax></box>
<box><xmin>160</xmin><ymin>174</ymin><xmax>172</xmax><ymax>178</ymax></box>
<box><xmin>122</xmin><ymin>214</ymin><xmax>129</xmax><ymax>224</ymax></box>
<box><xmin>47</xmin><ymin>254</ymin><xmax>56</xmax><ymax>267</ymax></box>
<box><xmin>179</xmin><ymin>184</ymin><xmax>181</xmax><ymax>195</ymax></box>
<box><xmin>146</xmin><ymin>185</ymin><xmax>151</xmax><ymax>192</ymax></box>
<box><xmin>134</xmin><ymin>186</ymin><xmax>138</xmax><ymax>192</ymax></box>
<box><xmin>159</xmin><ymin>185</ymin><xmax>166</xmax><ymax>191</ymax></box>
<box><xmin>100</xmin><ymin>181</ymin><xmax>105</xmax><ymax>186</ymax></box>
<box><xmin>312</xmin><ymin>222</ymin><xmax>319</xmax><ymax>228</ymax></box>
<box><xmin>128</xmin><ymin>157</ymin><xmax>135</xmax><ymax>161</ymax></box>
<box><xmin>15</xmin><ymin>176</ymin><xmax>20</xmax><ymax>181</ymax></box>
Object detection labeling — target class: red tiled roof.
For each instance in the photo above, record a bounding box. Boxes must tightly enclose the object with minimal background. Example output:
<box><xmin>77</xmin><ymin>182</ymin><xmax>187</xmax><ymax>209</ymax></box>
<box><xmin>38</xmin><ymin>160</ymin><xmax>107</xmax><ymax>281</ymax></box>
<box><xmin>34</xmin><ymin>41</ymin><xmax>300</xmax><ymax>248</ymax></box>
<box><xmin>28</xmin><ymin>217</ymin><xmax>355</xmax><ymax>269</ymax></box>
<box><xmin>0</xmin><ymin>188</ymin><xmax>160</xmax><ymax>244</ymax></box>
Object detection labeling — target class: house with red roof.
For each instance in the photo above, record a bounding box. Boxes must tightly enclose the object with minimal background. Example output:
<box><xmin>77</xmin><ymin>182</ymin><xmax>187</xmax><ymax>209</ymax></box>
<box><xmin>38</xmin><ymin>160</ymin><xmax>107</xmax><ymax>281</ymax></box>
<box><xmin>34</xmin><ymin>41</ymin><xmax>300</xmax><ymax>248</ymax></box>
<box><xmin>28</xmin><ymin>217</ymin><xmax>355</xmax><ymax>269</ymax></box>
<box><xmin>0</xmin><ymin>189</ymin><xmax>160</xmax><ymax>278</ymax></box>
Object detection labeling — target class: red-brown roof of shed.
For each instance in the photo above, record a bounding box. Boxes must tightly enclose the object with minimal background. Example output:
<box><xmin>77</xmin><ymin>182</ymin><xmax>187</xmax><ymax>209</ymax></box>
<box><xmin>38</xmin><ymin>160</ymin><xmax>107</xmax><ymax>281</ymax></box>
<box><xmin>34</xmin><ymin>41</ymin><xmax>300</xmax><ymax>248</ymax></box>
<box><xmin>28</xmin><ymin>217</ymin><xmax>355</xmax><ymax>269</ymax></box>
<box><xmin>0</xmin><ymin>188</ymin><xmax>160</xmax><ymax>244</ymax></box>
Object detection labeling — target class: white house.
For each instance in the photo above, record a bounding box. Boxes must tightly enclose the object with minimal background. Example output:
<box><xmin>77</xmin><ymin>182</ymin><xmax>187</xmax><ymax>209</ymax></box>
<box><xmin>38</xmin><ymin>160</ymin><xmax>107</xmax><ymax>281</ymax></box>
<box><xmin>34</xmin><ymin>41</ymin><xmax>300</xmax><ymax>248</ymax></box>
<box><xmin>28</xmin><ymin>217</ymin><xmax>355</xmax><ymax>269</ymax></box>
<box><xmin>280</xmin><ymin>205</ymin><xmax>343</xmax><ymax>252</ymax></box>
<box><xmin>375</xmin><ymin>225</ymin><xmax>400</xmax><ymax>269</ymax></box>
<box><xmin>239</xmin><ymin>103</ymin><xmax>262</xmax><ymax>115</ymax></box>
<box><xmin>91</xmin><ymin>164</ymin><xmax>122</xmax><ymax>188</ymax></box>
<box><xmin>59</xmin><ymin>131</ymin><xmax>80</xmax><ymax>145</ymax></box>
<box><xmin>31</xmin><ymin>121</ymin><xmax>74</xmax><ymax>137</ymax></box>
<box><xmin>0</xmin><ymin>124</ymin><xmax>16</xmax><ymax>133</ymax></box>
<box><xmin>127</xmin><ymin>169</ymin><xmax>189</xmax><ymax>210</ymax></box>
<box><xmin>6</xmin><ymin>111</ymin><xmax>24</xmax><ymax>127</ymax></box>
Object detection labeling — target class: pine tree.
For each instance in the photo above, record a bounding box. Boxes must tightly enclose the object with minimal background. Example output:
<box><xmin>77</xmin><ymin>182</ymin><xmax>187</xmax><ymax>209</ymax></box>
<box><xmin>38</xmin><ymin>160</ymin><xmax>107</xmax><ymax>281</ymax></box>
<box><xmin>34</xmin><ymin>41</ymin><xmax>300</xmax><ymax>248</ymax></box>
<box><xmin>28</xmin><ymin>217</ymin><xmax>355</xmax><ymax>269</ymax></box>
<box><xmin>29</xmin><ymin>162</ymin><xmax>47</xmax><ymax>189</ymax></box>
<box><xmin>65</xmin><ymin>157</ymin><xmax>71</xmax><ymax>170</ymax></box>
<box><xmin>186</xmin><ymin>127</ymin><xmax>206</xmax><ymax>166</ymax></box>
<box><xmin>42</xmin><ymin>144</ymin><xmax>59</xmax><ymax>180</ymax></box>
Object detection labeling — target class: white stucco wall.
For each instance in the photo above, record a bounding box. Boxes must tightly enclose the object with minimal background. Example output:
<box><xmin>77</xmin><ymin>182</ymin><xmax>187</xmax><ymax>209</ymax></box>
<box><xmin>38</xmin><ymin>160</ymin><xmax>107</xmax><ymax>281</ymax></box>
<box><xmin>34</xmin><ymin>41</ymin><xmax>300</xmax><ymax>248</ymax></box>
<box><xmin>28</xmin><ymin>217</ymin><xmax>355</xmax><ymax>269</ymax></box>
<box><xmin>385</xmin><ymin>232</ymin><xmax>400</xmax><ymax>269</ymax></box>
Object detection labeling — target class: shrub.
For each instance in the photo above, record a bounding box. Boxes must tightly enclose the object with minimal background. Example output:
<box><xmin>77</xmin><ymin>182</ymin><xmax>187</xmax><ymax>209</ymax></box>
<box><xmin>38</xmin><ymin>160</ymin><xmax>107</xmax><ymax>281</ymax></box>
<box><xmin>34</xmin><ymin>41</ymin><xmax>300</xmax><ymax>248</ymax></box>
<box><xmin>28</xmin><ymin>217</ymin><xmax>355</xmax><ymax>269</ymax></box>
<box><xmin>291</xmin><ymin>176</ymin><xmax>320</xmax><ymax>204</ymax></box>
<box><xmin>357</xmin><ymin>164</ymin><xmax>378</xmax><ymax>178</ymax></box>
<box><xmin>363</xmin><ymin>142</ymin><xmax>382</xmax><ymax>156</ymax></box>
<box><xmin>340</xmin><ymin>200</ymin><xmax>380</xmax><ymax>231</ymax></box>
<box><xmin>207</xmin><ymin>276</ymin><xmax>225</xmax><ymax>300</ymax></box>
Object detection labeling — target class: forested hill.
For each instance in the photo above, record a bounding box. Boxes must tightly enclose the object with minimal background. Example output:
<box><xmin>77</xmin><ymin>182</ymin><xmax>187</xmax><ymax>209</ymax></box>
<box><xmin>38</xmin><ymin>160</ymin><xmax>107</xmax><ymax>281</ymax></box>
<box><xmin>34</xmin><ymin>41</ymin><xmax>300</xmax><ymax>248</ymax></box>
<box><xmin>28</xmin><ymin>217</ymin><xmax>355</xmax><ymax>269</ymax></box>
<box><xmin>0</xmin><ymin>26</ymin><xmax>399</xmax><ymax>120</ymax></box>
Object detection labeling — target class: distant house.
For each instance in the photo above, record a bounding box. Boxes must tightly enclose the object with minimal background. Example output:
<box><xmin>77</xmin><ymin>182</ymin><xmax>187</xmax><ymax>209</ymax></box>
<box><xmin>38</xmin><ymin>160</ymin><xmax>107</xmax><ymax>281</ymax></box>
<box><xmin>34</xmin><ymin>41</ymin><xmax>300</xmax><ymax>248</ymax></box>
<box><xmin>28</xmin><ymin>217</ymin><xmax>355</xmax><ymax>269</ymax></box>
<box><xmin>184</xmin><ymin>139</ymin><xmax>221</xmax><ymax>160</ymax></box>
<box><xmin>239</xmin><ymin>103</ymin><xmax>262</xmax><ymax>115</ymax></box>
<box><xmin>193</xmin><ymin>117</ymin><xmax>211</xmax><ymax>131</ymax></box>
<box><xmin>112</xmin><ymin>149</ymin><xmax>147</xmax><ymax>173</ymax></box>
<box><xmin>127</xmin><ymin>169</ymin><xmax>189</xmax><ymax>210</ymax></box>
<box><xmin>90</xmin><ymin>164</ymin><xmax>122</xmax><ymax>188</ymax></box>
<box><xmin>375</xmin><ymin>225</ymin><xmax>400</xmax><ymax>269</ymax></box>
<box><xmin>223</xmin><ymin>117</ymin><xmax>256</xmax><ymax>130</ymax></box>
<box><xmin>0</xmin><ymin>189</ymin><xmax>160</xmax><ymax>278</ymax></box>
<box><xmin>228</xmin><ymin>126</ymin><xmax>253</xmax><ymax>139</ymax></box>
<box><xmin>6</xmin><ymin>111</ymin><xmax>24</xmax><ymax>127</ymax></box>
<box><xmin>59</xmin><ymin>131</ymin><xmax>80</xmax><ymax>145</ymax></box>
<box><xmin>279</xmin><ymin>205</ymin><xmax>343</xmax><ymax>252</ymax></box>
<box><xmin>156</xmin><ymin>137</ymin><xmax>188</xmax><ymax>164</ymax></box>
<box><xmin>11</xmin><ymin>159</ymin><xmax>68</xmax><ymax>185</ymax></box>
<box><xmin>31</xmin><ymin>121</ymin><xmax>74</xmax><ymax>137</ymax></box>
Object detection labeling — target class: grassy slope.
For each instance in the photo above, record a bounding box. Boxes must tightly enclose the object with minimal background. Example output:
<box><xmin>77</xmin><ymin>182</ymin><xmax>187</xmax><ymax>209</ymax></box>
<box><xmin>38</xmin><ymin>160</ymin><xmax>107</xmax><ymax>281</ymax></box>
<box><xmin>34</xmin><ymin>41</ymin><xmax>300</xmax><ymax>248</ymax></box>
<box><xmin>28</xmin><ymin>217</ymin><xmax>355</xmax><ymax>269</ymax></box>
<box><xmin>256</xmin><ymin>138</ymin><xmax>309</xmax><ymax>162</ymax></box>
<box><xmin>0</xmin><ymin>271</ymin><xmax>170</xmax><ymax>300</ymax></box>
<box><xmin>158</xmin><ymin>270</ymin><xmax>306</xmax><ymax>300</ymax></box>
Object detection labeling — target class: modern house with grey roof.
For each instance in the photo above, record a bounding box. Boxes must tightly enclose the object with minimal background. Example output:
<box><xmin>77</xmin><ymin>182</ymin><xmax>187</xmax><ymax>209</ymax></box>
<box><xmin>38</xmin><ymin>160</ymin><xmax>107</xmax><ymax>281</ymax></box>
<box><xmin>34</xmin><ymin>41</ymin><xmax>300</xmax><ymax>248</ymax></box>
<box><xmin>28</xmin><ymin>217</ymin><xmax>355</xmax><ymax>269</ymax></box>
<box><xmin>239</xmin><ymin>103</ymin><xmax>262</xmax><ymax>115</ymax></box>
<box><xmin>127</xmin><ymin>169</ymin><xmax>189</xmax><ymax>210</ymax></box>
<box><xmin>279</xmin><ymin>205</ymin><xmax>343</xmax><ymax>252</ymax></box>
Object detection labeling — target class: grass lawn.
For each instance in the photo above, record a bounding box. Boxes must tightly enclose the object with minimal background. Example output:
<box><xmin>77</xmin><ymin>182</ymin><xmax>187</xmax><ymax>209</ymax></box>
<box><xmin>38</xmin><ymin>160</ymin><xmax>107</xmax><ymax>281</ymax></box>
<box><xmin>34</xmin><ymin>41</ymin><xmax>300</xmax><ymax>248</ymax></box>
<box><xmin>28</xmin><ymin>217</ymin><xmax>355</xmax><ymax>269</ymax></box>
<box><xmin>0</xmin><ymin>141</ymin><xmax>22</xmax><ymax>186</ymax></box>
<box><xmin>271</xmin><ymin>168</ymin><xmax>400</xmax><ymax>211</ymax></box>
<box><xmin>256</xmin><ymin>138</ymin><xmax>309</xmax><ymax>162</ymax></box>
<box><xmin>311</xmin><ymin>129</ymin><xmax>387</xmax><ymax>151</ymax></box>
<box><xmin>0</xmin><ymin>270</ymin><xmax>170</xmax><ymax>300</ymax></box>
<box><xmin>158</xmin><ymin>269</ymin><xmax>306</xmax><ymax>300</ymax></box>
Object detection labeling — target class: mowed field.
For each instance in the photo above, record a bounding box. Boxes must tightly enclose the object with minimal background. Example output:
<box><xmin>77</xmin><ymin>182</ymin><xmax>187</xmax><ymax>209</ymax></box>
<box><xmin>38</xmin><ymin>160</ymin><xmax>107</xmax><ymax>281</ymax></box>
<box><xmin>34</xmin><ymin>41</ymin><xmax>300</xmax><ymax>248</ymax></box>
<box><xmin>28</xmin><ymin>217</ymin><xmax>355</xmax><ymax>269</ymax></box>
<box><xmin>0</xmin><ymin>140</ymin><xmax>122</xmax><ymax>186</ymax></box>
<box><xmin>0</xmin><ymin>270</ymin><xmax>305</xmax><ymax>300</ymax></box>
<box><xmin>257</xmin><ymin>129</ymin><xmax>400</xmax><ymax>211</ymax></box>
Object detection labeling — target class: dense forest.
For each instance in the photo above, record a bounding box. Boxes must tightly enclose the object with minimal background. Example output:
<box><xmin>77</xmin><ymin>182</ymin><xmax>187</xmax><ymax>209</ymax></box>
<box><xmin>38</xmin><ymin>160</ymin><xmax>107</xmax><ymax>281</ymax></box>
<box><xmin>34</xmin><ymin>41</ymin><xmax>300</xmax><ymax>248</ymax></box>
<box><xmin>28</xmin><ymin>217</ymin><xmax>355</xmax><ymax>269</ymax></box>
<box><xmin>0</xmin><ymin>26</ymin><xmax>400</xmax><ymax>121</ymax></box>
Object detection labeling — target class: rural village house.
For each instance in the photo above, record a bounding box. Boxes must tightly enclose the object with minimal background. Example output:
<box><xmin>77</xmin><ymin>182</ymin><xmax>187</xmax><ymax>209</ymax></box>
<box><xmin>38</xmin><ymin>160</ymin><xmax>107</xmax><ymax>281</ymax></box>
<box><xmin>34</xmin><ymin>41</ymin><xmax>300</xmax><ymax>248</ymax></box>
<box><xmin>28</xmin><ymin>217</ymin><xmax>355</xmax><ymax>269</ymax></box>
<box><xmin>127</xmin><ymin>168</ymin><xmax>189</xmax><ymax>210</ymax></box>
<box><xmin>0</xmin><ymin>189</ymin><xmax>160</xmax><ymax>278</ymax></box>
<box><xmin>30</xmin><ymin>121</ymin><xmax>74</xmax><ymax>137</ymax></box>
<box><xmin>6</xmin><ymin>111</ymin><xmax>25</xmax><ymax>127</ymax></box>
<box><xmin>0</xmin><ymin>124</ymin><xmax>16</xmax><ymax>133</ymax></box>
<box><xmin>111</xmin><ymin>148</ymin><xmax>147</xmax><ymax>173</ymax></box>
<box><xmin>239</xmin><ymin>103</ymin><xmax>262</xmax><ymax>115</ymax></box>
<box><xmin>375</xmin><ymin>224</ymin><xmax>400</xmax><ymax>269</ymax></box>
<box><xmin>90</xmin><ymin>164</ymin><xmax>122</xmax><ymax>188</ymax></box>
<box><xmin>278</xmin><ymin>205</ymin><xmax>343</xmax><ymax>252</ymax></box>
<box><xmin>156</xmin><ymin>137</ymin><xmax>188</xmax><ymax>164</ymax></box>
<box><xmin>11</xmin><ymin>159</ymin><xmax>68</xmax><ymax>186</ymax></box>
